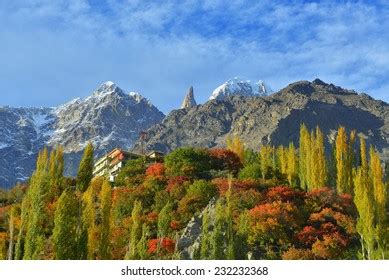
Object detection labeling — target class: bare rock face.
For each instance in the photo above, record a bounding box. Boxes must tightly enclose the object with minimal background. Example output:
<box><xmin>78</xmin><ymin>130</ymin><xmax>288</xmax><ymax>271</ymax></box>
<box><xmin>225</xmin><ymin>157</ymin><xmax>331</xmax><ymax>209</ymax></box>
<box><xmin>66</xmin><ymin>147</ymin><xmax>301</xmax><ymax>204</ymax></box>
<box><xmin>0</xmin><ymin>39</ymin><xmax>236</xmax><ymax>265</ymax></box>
<box><xmin>177</xmin><ymin>199</ymin><xmax>216</xmax><ymax>260</ymax></box>
<box><xmin>134</xmin><ymin>79</ymin><xmax>389</xmax><ymax>161</ymax></box>
<box><xmin>0</xmin><ymin>81</ymin><xmax>165</xmax><ymax>188</ymax></box>
<box><xmin>180</xmin><ymin>86</ymin><xmax>197</xmax><ymax>109</ymax></box>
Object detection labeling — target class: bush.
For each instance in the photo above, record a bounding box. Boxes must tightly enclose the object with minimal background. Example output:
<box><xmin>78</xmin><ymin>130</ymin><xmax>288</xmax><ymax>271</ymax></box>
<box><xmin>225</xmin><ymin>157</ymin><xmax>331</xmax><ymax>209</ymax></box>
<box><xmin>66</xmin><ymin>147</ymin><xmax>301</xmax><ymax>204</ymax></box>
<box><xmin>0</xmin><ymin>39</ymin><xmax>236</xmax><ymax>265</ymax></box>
<box><xmin>239</xmin><ymin>163</ymin><xmax>262</xmax><ymax>180</ymax></box>
<box><xmin>164</xmin><ymin>148</ymin><xmax>211</xmax><ymax>178</ymax></box>
<box><xmin>115</xmin><ymin>158</ymin><xmax>146</xmax><ymax>187</ymax></box>
<box><xmin>146</xmin><ymin>163</ymin><xmax>166</xmax><ymax>178</ymax></box>
<box><xmin>209</xmin><ymin>148</ymin><xmax>242</xmax><ymax>174</ymax></box>
<box><xmin>187</xmin><ymin>180</ymin><xmax>217</xmax><ymax>202</ymax></box>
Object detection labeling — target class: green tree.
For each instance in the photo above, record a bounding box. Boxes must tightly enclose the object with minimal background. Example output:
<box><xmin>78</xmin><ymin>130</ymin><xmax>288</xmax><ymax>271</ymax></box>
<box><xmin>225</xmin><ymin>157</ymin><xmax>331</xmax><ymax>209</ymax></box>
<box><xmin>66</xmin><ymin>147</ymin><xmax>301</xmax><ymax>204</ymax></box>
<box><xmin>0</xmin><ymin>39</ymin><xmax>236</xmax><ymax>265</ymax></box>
<box><xmin>49</xmin><ymin>146</ymin><xmax>64</xmax><ymax>198</ymax></box>
<box><xmin>238</xmin><ymin>163</ymin><xmax>262</xmax><ymax>180</ymax></box>
<box><xmin>138</xmin><ymin>224</ymin><xmax>150</xmax><ymax>260</ymax></box>
<box><xmin>164</xmin><ymin>147</ymin><xmax>211</xmax><ymax>178</ymax></box>
<box><xmin>200</xmin><ymin>211</ymin><xmax>211</xmax><ymax>260</ymax></box>
<box><xmin>126</xmin><ymin>200</ymin><xmax>142</xmax><ymax>260</ymax></box>
<box><xmin>99</xmin><ymin>180</ymin><xmax>112</xmax><ymax>260</ymax></box>
<box><xmin>77</xmin><ymin>143</ymin><xmax>94</xmax><ymax>192</ymax></box>
<box><xmin>212</xmin><ymin>200</ymin><xmax>226</xmax><ymax>260</ymax></box>
<box><xmin>234</xmin><ymin>211</ymin><xmax>250</xmax><ymax>260</ymax></box>
<box><xmin>23</xmin><ymin>149</ymin><xmax>51</xmax><ymax>260</ymax></box>
<box><xmin>158</xmin><ymin>202</ymin><xmax>173</xmax><ymax>239</ymax></box>
<box><xmin>53</xmin><ymin>189</ymin><xmax>79</xmax><ymax>260</ymax></box>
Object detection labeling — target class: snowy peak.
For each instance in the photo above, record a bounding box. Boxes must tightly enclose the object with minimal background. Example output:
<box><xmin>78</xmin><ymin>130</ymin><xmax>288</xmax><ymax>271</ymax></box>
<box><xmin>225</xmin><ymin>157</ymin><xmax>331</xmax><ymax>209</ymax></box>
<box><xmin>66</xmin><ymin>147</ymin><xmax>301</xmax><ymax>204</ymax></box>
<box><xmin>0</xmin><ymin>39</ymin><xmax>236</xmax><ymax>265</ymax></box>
<box><xmin>209</xmin><ymin>77</ymin><xmax>273</xmax><ymax>100</ymax></box>
<box><xmin>181</xmin><ymin>86</ymin><xmax>197</xmax><ymax>109</ymax></box>
<box><xmin>94</xmin><ymin>81</ymin><xmax>123</xmax><ymax>95</ymax></box>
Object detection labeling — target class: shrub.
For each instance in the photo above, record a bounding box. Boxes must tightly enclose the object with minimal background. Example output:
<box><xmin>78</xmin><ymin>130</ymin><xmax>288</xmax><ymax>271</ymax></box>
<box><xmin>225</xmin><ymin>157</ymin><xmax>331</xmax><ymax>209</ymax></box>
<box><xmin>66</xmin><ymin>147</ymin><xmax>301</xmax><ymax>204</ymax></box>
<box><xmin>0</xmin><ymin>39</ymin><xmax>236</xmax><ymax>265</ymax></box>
<box><xmin>238</xmin><ymin>163</ymin><xmax>262</xmax><ymax>180</ymax></box>
<box><xmin>209</xmin><ymin>148</ymin><xmax>242</xmax><ymax>174</ymax></box>
<box><xmin>146</xmin><ymin>163</ymin><xmax>166</xmax><ymax>178</ymax></box>
<box><xmin>164</xmin><ymin>148</ymin><xmax>211</xmax><ymax>178</ymax></box>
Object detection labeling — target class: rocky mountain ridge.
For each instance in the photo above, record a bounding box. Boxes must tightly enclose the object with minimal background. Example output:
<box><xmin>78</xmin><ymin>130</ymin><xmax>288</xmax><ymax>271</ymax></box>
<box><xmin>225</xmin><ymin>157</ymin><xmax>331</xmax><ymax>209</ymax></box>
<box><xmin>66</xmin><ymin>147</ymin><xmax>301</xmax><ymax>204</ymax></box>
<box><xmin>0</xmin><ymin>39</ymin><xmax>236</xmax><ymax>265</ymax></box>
<box><xmin>134</xmin><ymin>79</ymin><xmax>389</xmax><ymax>162</ymax></box>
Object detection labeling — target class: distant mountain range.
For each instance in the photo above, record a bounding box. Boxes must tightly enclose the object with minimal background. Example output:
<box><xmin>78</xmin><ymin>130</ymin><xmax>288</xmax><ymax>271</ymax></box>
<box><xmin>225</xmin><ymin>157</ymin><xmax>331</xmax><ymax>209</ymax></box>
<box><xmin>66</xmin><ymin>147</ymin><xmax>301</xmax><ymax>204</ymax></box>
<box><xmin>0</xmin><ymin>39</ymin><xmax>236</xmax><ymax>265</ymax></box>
<box><xmin>0</xmin><ymin>78</ymin><xmax>388</xmax><ymax>188</ymax></box>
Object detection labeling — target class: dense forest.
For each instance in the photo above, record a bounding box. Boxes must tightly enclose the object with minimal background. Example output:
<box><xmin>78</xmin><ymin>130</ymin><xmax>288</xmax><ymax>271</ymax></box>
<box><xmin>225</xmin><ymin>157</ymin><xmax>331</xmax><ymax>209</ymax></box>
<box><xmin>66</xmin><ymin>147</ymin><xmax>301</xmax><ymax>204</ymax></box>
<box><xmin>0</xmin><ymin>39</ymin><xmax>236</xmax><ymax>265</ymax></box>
<box><xmin>0</xmin><ymin>124</ymin><xmax>388</xmax><ymax>260</ymax></box>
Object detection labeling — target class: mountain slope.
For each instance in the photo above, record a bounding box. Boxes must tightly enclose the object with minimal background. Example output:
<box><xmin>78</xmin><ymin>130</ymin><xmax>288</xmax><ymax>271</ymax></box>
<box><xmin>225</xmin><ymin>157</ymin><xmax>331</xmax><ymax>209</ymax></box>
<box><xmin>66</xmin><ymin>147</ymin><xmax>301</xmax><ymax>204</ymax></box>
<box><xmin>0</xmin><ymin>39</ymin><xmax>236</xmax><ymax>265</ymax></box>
<box><xmin>0</xmin><ymin>82</ymin><xmax>164</xmax><ymax>188</ymax></box>
<box><xmin>133</xmin><ymin>79</ymin><xmax>389</xmax><ymax>161</ymax></box>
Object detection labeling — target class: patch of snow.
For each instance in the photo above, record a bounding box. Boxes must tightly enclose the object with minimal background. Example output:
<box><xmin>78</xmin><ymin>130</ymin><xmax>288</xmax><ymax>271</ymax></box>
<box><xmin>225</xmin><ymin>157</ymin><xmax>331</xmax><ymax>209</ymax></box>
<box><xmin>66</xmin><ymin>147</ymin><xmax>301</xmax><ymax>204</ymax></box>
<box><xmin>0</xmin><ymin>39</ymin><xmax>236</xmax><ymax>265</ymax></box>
<box><xmin>0</xmin><ymin>143</ymin><xmax>9</xmax><ymax>149</ymax></box>
<box><xmin>210</xmin><ymin>77</ymin><xmax>273</xmax><ymax>100</ymax></box>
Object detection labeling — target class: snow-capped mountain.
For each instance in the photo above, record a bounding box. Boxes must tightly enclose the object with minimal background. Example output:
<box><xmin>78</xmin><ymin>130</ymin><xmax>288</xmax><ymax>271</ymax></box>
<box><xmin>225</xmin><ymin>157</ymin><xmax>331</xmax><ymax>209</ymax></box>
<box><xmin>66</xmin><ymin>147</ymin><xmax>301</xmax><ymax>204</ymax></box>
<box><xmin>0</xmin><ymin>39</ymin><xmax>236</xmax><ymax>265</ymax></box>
<box><xmin>0</xmin><ymin>81</ymin><xmax>164</xmax><ymax>188</ymax></box>
<box><xmin>209</xmin><ymin>77</ymin><xmax>273</xmax><ymax>100</ymax></box>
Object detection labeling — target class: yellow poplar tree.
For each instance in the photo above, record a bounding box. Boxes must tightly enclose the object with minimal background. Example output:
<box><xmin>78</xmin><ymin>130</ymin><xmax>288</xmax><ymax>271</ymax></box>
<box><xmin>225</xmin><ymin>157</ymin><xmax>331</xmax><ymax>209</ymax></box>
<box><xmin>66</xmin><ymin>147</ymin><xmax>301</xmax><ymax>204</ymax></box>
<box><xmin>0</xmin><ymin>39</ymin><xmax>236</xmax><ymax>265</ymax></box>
<box><xmin>299</xmin><ymin>124</ymin><xmax>310</xmax><ymax>190</ymax></box>
<box><xmin>369</xmin><ymin>147</ymin><xmax>387</xmax><ymax>259</ymax></box>
<box><xmin>354</xmin><ymin>137</ymin><xmax>374</xmax><ymax>259</ymax></box>
<box><xmin>226</xmin><ymin>135</ymin><xmax>245</xmax><ymax>163</ymax></box>
<box><xmin>313</xmin><ymin>127</ymin><xmax>327</xmax><ymax>188</ymax></box>
<box><xmin>335</xmin><ymin>127</ymin><xmax>355</xmax><ymax>194</ymax></box>
<box><xmin>259</xmin><ymin>145</ymin><xmax>274</xmax><ymax>179</ymax></box>
<box><xmin>286</xmin><ymin>143</ymin><xmax>298</xmax><ymax>187</ymax></box>
<box><xmin>277</xmin><ymin>146</ymin><xmax>288</xmax><ymax>175</ymax></box>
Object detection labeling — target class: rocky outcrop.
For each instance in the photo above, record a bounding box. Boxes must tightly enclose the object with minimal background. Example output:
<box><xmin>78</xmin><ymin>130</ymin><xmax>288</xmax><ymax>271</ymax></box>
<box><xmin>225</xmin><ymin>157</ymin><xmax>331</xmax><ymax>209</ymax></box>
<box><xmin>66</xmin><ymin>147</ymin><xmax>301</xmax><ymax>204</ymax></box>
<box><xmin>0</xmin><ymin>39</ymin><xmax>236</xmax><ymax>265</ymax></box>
<box><xmin>180</xmin><ymin>86</ymin><xmax>197</xmax><ymax>109</ymax></box>
<box><xmin>134</xmin><ymin>79</ymin><xmax>389</xmax><ymax>161</ymax></box>
<box><xmin>177</xmin><ymin>199</ymin><xmax>216</xmax><ymax>260</ymax></box>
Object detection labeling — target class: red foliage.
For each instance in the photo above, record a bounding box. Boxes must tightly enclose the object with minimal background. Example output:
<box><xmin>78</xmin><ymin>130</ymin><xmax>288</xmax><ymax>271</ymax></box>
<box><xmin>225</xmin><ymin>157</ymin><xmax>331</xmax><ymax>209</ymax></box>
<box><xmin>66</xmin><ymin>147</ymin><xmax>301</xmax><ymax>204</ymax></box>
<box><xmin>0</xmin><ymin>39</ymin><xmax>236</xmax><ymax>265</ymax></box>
<box><xmin>146</xmin><ymin>211</ymin><xmax>159</xmax><ymax>223</ymax></box>
<box><xmin>311</xmin><ymin>232</ymin><xmax>349</xmax><ymax>259</ymax></box>
<box><xmin>146</xmin><ymin>163</ymin><xmax>166</xmax><ymax>178</ymax></box>
<box><xmin>305</xmin><ymin>187</ymin><xmax>356</xmax><ymax>215</ymax></box>
<box><xmin>209</xmin><ymin>148</ymin><xmax>243</xmax><ymax>173</ymax></box>
<box><xmin>170</xmin><ymin>220</ymin><xmax>181</xmax><ymax>231</ymax></box>
<box><xmin>296</xmin><ymin>208</ymin><xmax>354</xmax><ymax>253</ymax></box>
<box><xmin>147</xmin><ymin>238</ymin><xmax>176</xmax><ymax>255</ymax></box>
<box><xmin>166</xmin><ymin>176</ymin><xmax>190</xmax><ymax>191</ymax></box>
<box><xmin>266</xmin><ymin>186</ymin><xmax>304</xmax><ymax>203</ymax></box>
<box><xmin>212</xmin><ymin>178</ymin><xmax>260</xmax><ymax>195</ymax></box>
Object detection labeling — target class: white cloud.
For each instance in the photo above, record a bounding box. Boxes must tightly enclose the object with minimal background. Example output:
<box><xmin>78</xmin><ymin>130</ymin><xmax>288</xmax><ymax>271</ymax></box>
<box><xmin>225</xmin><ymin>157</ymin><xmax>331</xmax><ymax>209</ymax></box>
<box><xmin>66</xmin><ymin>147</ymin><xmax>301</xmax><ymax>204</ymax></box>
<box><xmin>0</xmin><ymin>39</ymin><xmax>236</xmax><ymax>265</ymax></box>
<box><xmin>0</xmin><ymin>0</ymin><xmax>387</xmax><ymax>112</ymax></box>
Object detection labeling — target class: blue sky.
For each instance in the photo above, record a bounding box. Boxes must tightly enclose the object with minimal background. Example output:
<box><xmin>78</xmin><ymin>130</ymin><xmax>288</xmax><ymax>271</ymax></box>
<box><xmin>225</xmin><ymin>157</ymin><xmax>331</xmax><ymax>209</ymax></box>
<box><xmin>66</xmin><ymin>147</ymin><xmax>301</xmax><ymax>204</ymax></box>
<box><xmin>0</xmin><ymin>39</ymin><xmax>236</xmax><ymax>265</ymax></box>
<box><xmin>0</xmin><ymin>0</ymin><xmax>388</xmax><ymax>113</ymax></box>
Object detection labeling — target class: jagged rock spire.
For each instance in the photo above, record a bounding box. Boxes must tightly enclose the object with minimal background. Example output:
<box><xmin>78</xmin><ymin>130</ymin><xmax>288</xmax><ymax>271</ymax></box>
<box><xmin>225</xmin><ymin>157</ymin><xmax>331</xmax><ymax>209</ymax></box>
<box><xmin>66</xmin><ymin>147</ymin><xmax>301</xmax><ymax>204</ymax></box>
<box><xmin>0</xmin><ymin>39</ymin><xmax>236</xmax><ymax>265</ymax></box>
<box><xmin>181</xmin><ymin>86</ymin><xmax>197</xmax><ymax>109</ymax></box>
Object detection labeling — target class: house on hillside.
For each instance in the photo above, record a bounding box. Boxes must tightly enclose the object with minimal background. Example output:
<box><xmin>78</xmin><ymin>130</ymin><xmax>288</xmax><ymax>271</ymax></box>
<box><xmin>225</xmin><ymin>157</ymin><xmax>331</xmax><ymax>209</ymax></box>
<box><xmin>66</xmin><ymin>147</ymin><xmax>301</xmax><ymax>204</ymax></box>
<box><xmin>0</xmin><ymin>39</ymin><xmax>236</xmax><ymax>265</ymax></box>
<box><xmin>93</xmin><ymin>148</ymin><xmax>165</xmax><ymax>182</ymax></box>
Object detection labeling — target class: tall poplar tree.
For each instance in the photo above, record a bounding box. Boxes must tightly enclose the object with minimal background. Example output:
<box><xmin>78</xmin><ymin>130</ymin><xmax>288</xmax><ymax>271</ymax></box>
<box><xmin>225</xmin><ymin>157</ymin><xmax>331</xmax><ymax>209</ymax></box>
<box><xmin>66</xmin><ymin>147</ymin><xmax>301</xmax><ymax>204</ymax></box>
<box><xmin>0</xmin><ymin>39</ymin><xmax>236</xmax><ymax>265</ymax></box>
<box><xmin>200</xmin><ymin>211</ymin><xmax>211</xmax><ymax>260</ymax></box>
<box><xmin>99</xmin><ymin>180</ymin><xmax>112</xmax><ymax>260</ymax></box>
<box><xmin>23</xmin><ymin>148</ymin><xmax>51</xmax><ymax>260</ymax></box>
<box><xmin>299</xmin><ymin>124</ymin><xmax>310</xmax><ymax>190</ymax></box>
<box><xmin>354</xmin><ymin>137</ymin><xmax>375</xmax><ymax>259</ymax></box>
<box><xmin>370</xmin><ymin>147</ymin><xmax>387</xmax><ymax>259</ymax></box>
<box><xmin>53</xmin><ymin>189</ymin><xmax>79</xmax><ymax>260</ymax></box>
<box><xmin>335</xmin><ymin>127</ymin><xmax>355</xmax><ymax>194</ymax></box>
<box><xmin>286</xmin><ymin>143</ymin><xmax>298</xmax><ymax>187</ymax></box>
<box><xmin>77</xmin><ymin>143</ymin><xmax>94</xmax><ymax>192</ymax></box>
<box><xmin>126</xmin><ymin>200</ymin><xmax>142</xmax><ymax>260</ymax></box>
<box><xmin>212</xmin><ymin>200</ymin><xmax>226</xmax><ymax>260</ymax></box>
<box><xmin>226</xmin><ymin>136</ymin><xmax>245</xmax><ymax>163</ymax></box>
<box><xmin>259</xmin><ymin>145</ymin><xmax>274</xmax><ymax>179</ymax></box>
